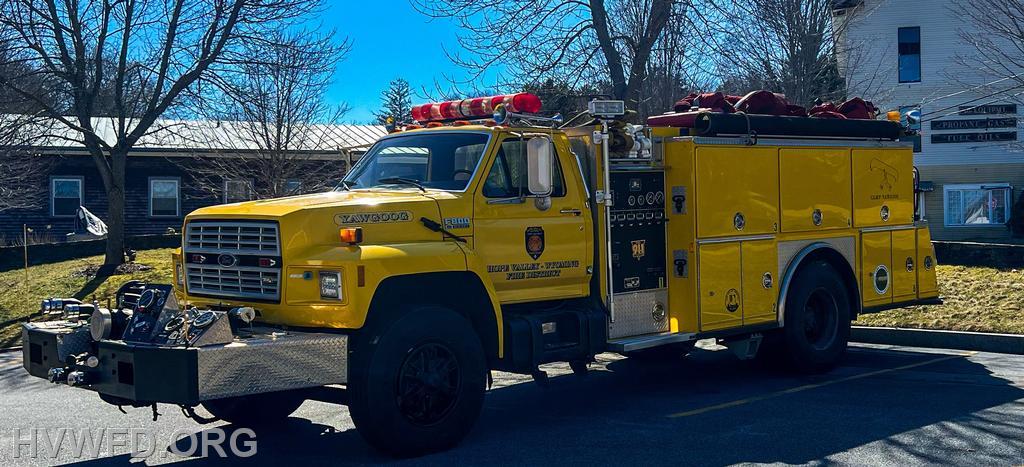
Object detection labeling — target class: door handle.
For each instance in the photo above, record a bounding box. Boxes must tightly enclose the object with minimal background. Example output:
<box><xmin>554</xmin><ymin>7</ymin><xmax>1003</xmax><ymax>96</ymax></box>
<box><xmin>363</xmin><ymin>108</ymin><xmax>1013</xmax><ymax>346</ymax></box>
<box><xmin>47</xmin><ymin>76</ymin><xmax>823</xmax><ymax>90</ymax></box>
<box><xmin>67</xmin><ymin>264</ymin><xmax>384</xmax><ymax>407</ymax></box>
<box><xmin>559</xmin><ymin>208</ymin><xmax>582</xmax><ymax>216</ymax></box>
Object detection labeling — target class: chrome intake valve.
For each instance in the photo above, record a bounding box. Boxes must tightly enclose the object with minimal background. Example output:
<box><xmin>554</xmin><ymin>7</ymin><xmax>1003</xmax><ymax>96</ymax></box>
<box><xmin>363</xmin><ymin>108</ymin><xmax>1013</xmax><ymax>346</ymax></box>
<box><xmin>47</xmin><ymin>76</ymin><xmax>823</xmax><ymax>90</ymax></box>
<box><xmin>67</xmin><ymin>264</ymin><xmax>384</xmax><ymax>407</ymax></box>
<box><xmin>67</xmin><ymin>371</ymin><xmax>89</xmax><ymax>387</ymax></box>
<box><xmin>47</xmin><ymin>368</ymin><xmax>66</xmax><ymax>383</ymax></box>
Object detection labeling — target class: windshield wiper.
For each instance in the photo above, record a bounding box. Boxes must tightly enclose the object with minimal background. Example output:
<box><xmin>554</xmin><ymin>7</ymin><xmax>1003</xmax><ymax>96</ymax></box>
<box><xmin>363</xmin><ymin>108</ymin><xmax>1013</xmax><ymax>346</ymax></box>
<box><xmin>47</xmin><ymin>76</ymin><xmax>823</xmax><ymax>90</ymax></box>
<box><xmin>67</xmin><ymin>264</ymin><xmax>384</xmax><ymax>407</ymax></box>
<box><xmin>377</xmin><ymin>177</ymin><xmax>427</xmax><ymax>192</ymax></box>
<box><xmin>338</xmin><ymin>180</ymin><xmax>357</xmax><ymax>191</ymax></box>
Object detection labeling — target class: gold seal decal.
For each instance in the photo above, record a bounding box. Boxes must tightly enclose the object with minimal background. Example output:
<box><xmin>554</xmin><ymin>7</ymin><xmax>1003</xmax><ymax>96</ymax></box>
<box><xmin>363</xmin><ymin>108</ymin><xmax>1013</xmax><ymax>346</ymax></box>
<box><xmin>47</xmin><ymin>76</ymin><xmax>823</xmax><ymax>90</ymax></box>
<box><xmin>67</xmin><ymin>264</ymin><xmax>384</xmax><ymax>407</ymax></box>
<box><xmin>334</xmin><ymin>211</ymin><xmax>412</xmax><ymax>225</ymax></box>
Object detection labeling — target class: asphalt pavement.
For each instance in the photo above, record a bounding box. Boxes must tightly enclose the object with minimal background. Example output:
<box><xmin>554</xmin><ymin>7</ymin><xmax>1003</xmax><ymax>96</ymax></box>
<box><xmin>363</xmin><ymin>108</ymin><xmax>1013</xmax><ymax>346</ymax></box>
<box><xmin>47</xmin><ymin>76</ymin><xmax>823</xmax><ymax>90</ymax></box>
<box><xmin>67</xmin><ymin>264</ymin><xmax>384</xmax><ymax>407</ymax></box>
<box><xmin>0</xmin><ymin>342</ymin><xmax>1022</xmax><ymax>466</ymax></box>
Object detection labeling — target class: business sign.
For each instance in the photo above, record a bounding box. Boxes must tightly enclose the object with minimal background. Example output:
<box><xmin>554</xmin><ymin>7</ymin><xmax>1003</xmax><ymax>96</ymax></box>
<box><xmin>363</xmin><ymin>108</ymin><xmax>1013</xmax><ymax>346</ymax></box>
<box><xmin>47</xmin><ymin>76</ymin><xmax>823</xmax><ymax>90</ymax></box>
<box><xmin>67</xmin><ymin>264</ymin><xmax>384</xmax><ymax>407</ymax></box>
<box><xmin>931</xmin><ymin>117</ymin><xmax>1017</xmax><ymax>131</ymax></box>
<box><xmin>931</xmin><ymin>131</ymin><xmax>1017</xmax><ymax>144</ymax></box>
<box><xmin>958</xmin><ymin>104</ymin><xmax>1017</xmax><ymax>115</ymax></box>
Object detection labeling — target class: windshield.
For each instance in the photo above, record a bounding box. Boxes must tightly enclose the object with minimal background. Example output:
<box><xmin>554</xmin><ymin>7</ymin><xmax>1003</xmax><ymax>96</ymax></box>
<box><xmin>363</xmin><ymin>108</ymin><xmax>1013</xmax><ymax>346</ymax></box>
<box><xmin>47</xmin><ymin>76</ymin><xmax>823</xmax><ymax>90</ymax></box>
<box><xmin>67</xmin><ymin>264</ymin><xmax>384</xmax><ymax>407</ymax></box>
<box><xmin>341</xmin><ymin>132</ymin><xmax>490</xmax><ymax>191</ymax></box>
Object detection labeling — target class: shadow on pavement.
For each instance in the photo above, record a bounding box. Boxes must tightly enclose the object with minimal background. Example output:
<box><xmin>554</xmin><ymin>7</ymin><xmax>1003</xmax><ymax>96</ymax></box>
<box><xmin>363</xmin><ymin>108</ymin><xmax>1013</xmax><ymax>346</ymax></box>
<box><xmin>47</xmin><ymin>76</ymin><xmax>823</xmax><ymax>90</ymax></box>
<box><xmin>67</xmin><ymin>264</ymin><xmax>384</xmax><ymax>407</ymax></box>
<box><xmin>58</xmin><ymin>345</ymin><xmax>1024</xmax><ymax>466</ymax></box>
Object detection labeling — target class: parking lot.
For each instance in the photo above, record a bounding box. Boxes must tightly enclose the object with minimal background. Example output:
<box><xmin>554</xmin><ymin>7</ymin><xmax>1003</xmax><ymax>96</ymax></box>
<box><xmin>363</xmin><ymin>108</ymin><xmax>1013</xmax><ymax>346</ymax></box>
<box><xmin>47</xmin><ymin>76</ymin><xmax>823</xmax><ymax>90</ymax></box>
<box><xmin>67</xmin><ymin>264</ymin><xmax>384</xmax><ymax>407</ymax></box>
<box><xmin>0</xmin><ymin>342</ymin><xmax>1021</xmax><ymax>466</ymax></box>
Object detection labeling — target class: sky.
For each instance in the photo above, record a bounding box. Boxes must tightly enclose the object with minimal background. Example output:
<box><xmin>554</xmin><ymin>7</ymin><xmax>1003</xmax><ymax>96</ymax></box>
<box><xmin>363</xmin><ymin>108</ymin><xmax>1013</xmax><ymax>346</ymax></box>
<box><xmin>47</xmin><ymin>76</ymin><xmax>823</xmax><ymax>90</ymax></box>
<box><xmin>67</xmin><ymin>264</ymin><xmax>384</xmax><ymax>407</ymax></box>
<box><xmin>321</xmin><ymin>1</ymin><xmax>483</xmax><ymax>124</ymax></box>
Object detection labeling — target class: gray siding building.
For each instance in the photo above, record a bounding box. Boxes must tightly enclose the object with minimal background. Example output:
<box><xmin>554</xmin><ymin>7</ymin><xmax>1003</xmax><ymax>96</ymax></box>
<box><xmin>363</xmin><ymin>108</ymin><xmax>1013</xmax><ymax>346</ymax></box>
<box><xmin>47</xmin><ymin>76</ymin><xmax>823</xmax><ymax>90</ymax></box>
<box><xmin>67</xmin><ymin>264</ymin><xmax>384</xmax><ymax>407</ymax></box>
<box><xmin>838</xmin><ymin>0</ymin><xmax>1023</xmax><ymax>243</ymax></box>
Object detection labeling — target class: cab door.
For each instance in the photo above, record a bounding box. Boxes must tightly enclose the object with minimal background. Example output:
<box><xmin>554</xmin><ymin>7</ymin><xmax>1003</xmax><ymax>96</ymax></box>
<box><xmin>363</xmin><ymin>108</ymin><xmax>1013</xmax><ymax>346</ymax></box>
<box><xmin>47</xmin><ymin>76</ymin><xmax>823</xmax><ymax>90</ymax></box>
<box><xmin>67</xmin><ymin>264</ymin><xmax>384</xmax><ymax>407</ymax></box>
<box><xmin>473</xmin><ymin>136</ymin><xmax>591</xmax><ymax>303</ymax></box>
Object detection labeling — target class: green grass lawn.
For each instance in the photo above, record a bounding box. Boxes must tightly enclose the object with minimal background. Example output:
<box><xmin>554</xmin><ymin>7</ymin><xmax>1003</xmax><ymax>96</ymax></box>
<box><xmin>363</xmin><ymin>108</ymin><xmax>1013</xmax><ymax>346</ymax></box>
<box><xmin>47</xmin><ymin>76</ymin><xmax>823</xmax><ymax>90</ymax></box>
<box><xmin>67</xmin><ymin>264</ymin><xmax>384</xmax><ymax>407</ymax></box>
<box><xmin>0</xmin><ymin>248</ymin><xmax>175</xmax><ymax>347</ymax></box>
<box><xmin>855</xmin><ymin>265</ymin><xmax>1024</xmax><ymax>334</ymax></box>
<box><xmin>1</xmin><ymin>249</ymin><xmax>1022</xmax><ymax>348</ymax></box>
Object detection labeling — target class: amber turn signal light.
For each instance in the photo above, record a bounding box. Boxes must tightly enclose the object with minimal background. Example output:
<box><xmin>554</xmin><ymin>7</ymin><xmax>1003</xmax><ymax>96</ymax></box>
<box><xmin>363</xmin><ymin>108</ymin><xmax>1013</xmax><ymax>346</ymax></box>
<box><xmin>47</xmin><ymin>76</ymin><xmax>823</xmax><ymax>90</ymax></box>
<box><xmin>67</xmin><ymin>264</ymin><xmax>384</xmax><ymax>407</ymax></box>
<box><xmin>886</xmin><ymin>110</ymin><xmax>901</xmax><ymax>122</ymax></box>
<box><xmin>339</xmin><ymin>227</ymin><xmax>363</xmax><ymax>245</ymax></box>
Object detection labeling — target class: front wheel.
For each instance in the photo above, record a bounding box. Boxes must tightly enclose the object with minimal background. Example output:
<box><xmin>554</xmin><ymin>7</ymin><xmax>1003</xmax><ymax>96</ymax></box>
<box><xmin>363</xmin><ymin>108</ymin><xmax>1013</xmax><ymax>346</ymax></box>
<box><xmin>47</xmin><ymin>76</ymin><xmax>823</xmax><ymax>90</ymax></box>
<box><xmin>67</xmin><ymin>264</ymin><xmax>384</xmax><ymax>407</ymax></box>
<box><xmin>348</xmin><ymin>307</ymin><xmax>487</xmax><ymax>458</ymax></box>
<box><xmin>201</xmin><ymin>390</ymin><xmax>306</xmax><ymax>426</ymax></box>
<box><xmin>780</xmin><ymin>261</ymin><xmax>851</xmax><ymax>373</ymax></box>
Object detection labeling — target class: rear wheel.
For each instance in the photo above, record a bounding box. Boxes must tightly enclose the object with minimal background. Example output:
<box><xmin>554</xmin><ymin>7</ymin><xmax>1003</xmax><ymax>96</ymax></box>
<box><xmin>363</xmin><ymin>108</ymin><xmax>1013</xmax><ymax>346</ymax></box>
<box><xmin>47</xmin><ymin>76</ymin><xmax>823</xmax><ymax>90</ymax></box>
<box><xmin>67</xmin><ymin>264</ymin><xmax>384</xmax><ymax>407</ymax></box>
<box><xmin>348</xmin><ymin>307</ymin><xmax>487</xmax><ymax>458</ymax></box>
<box><xmin>201</xmin><ymin>390</ymin><xmax>306</xmax><ymax>426</ymax></box>
<box><xmin>780</xmin><ymin>261</ymin><xmax>851</xmax><ymax>373</ymax></box>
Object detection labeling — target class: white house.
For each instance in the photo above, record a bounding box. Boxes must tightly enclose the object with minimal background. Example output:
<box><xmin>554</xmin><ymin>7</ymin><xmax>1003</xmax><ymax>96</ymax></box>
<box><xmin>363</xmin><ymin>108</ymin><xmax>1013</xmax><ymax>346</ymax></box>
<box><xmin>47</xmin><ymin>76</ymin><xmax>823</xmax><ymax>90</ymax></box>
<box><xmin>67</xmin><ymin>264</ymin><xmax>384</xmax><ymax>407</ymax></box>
<box><xmin>837</xmin><ymin>0</ymin><xmax>1022</xmax><ymax>243</ymax></box>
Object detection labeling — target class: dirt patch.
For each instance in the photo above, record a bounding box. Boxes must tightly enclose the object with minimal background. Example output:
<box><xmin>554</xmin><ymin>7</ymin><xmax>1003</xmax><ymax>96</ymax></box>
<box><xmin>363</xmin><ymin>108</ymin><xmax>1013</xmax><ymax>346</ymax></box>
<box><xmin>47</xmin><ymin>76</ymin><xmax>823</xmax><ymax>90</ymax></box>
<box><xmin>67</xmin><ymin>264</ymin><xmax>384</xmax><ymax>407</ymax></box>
<box><xmin>72</xmin><ymin>262</ymin><xmax>153</xmax><ymax>278</ymax></box>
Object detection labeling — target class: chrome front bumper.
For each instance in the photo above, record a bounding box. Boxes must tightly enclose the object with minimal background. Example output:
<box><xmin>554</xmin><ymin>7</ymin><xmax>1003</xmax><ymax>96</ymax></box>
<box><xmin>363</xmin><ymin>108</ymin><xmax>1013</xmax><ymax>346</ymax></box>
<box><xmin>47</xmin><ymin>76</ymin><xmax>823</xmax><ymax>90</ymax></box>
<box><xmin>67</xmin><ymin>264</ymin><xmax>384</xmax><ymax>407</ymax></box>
<box><xmin>23</xmin><ymin>322</ymin><xmax>348</xmax><ymax>406</ymax></box>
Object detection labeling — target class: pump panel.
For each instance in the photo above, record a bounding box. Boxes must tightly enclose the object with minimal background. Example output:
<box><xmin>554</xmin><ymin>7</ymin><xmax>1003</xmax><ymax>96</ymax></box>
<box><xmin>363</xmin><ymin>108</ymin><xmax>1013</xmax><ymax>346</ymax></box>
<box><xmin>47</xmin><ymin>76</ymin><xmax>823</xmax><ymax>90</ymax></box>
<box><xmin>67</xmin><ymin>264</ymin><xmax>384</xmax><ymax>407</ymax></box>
<box><xmin>609</xmin><ymin>171</ymin><xmax>667</xmax><ymax>293</ymax></box>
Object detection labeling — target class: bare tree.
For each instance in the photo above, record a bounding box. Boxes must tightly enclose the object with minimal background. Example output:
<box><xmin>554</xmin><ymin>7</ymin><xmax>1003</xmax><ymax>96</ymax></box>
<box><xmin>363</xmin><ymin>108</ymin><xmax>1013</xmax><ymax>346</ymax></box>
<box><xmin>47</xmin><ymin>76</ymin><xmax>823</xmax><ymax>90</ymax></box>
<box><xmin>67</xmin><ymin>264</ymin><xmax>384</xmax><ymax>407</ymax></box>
<box><xmin>0</xmin><ymin>29</ymin><xmax>59</xmax><ymax>213</ymax></box>
<box><xmin>186</xmin><ymin>31</ymin><xmax>351</xmax><ymax>200</ymax></box>
<box><xmin>695</xmin><ymin>0</ymin><xmax>852</xmax><ymax>107</ymax></box>
<box><xmin>375</xmin><ymin>78</ymin><xmax>414</xmax><ymax>124</ymax></box>
<box><xmin>0</xmin><ymin>0</ymin><xmax>325</xmax><ymax>266</ymax></box>
<box><xmin>0</xmin><ymin>114</ymin><xmax>54</xmax><ymax>212</ymax></box>
<box><xmin>412</xmin><ymin>0</ymin><xmax>687</xmax><ymax>113</ymax></box>
<box><xmin>955</xmin><ymin>0</ymin><xmax>1024</xmax><ymax>90</ymax></box>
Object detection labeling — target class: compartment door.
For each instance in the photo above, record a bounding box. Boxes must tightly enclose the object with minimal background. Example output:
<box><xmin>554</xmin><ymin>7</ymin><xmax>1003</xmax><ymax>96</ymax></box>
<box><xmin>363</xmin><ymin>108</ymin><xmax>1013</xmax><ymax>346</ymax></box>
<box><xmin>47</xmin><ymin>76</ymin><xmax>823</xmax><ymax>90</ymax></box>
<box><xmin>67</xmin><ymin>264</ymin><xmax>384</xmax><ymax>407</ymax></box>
<box><xmin>917</xmin><ymin>226</ymin><xmax>939</xmax><ymax>298</ymax></box>
<box><xmin>891</xmin><ymin>228</ymin><xmax>918</xmax><ymax>302</ymax></box>
<box><xmin>861</xmin><ymin>231</ymin><xmax>893</xmax><ymax>307</ymax></box>
<box><xmin>742</xmin><ymin>240</ymin><xmax>779</xmax><ymax>325</ymax></box>
<box><xmin>695</xmin><ymin>147</ymin><xmax>779</xmax><ymax>238</ymax></box>
<box><xmin>852</xmin><ymin>149</ymin><xmax>914</xmax><ymax>227</ymax></box>
<box><xmin>699</xmin><ymin>242</ymin><xmax>742</xmax><ymax>331</ymax></box>
<box><xmin>780</xmin><ymin>148</ymin><xmax>852</xmax><ymax>232</ymax></box>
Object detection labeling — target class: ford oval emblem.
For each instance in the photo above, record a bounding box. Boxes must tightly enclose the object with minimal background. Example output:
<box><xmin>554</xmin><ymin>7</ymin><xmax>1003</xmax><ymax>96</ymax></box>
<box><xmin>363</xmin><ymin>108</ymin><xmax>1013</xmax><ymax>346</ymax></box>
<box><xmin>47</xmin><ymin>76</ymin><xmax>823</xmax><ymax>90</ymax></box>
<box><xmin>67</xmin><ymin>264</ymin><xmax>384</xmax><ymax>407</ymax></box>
<box><xmin>217</xmin><ymin>254</ymin><xmax>238</xmax><ymax>268</ymax></box>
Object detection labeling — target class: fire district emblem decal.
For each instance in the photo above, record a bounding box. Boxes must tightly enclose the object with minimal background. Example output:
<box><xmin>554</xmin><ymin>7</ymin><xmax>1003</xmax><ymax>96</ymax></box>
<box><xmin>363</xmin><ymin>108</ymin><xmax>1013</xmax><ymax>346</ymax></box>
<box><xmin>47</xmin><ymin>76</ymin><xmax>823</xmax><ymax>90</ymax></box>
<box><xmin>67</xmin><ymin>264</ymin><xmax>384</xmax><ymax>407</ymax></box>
<box><xmin>525</xmin><ymin>226</ymin><xmax>545</xmax><ymax>260</ymax></box>
<box><xmin>631</xmin><ymin>240</ymin><xmax>646</xmax><ymax>259</ymax></box>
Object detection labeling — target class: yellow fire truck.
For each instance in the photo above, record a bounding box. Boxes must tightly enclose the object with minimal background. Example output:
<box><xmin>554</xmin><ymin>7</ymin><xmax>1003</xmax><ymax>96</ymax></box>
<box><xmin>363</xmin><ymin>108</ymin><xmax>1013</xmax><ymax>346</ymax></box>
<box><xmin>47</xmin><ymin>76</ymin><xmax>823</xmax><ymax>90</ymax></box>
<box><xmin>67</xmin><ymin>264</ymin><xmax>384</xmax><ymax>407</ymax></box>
<box><xmin>22</xmin><ymin>93</ymin><xmax>940</xmax><ymax>457</ymax></box>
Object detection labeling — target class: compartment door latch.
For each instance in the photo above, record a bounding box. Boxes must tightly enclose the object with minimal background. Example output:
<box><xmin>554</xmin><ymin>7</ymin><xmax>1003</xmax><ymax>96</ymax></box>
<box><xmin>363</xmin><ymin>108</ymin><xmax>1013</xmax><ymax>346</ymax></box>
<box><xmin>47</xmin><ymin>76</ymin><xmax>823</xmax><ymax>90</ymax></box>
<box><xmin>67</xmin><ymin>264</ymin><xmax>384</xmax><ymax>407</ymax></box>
<box><xmin>673</xmin><ymin>250</ymin><xmax>688</xmax><ymax>278</ymax></box>
<box><xmin>671</xmin><ymin>186</ymin><xmax>687</xmax><ymax>215</ymax></box>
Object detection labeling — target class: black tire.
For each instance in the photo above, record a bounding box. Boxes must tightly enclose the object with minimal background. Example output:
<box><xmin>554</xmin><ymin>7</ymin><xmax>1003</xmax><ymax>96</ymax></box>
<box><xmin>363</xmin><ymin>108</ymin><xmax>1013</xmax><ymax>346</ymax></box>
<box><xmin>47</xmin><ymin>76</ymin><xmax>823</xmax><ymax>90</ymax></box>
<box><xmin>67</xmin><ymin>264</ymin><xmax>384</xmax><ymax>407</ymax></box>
<box><xmin>781</xmin><ymin>260</ymin><xmax>851</xmax><ymax>373</ymax></box>
<box><xmin>623</xmin><ymin>341</ymin><xmax>696</xmax><ymax>361</ymax></box>
<box><xmin>348</xmin><ymin>307</ymin><xmax>487</xmax><ymax>458</ymax></box>
<box><xmin>201</xmin><ymin>390</ymin><xmax>306</xmax><ymax>426</ymax></box>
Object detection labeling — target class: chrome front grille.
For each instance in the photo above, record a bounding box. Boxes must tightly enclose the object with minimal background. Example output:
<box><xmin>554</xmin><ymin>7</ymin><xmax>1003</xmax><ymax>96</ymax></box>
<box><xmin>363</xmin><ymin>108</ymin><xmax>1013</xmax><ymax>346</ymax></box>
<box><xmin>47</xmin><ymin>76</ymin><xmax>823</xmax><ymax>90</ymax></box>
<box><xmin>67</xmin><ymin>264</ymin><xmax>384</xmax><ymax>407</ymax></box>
<box><xmin>184</xmin><ymin>221</ymin><xmax>281</xmax><ymax>301</ymax></box>
<box><xmin>185</xmin><ymin>265</ymin><xmax>280</xmax><ymax>300</ymax></box>
<box><xmin>186</xmin><ymin>222</ymin><xmax>280</xmax><ymax>255</ymax></box>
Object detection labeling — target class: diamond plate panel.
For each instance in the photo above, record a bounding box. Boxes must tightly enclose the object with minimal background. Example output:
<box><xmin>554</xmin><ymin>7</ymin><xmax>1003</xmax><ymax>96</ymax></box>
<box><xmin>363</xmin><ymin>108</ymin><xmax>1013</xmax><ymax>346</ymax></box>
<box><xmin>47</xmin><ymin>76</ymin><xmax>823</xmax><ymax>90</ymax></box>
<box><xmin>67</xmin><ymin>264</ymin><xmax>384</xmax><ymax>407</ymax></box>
<box><xmin>609</xmin><ymin>289</ymin><xmax>670</xmax><ymax>339</ymax></box>
<box><xmin>197</xmin><ymin>333</ymin><xmax>347</xmax><ymax>400</ymax></box>
<box><xmin>25</xmin><ymin>321</ymin><xmax>93</xmax><ymax>361</ymax></box>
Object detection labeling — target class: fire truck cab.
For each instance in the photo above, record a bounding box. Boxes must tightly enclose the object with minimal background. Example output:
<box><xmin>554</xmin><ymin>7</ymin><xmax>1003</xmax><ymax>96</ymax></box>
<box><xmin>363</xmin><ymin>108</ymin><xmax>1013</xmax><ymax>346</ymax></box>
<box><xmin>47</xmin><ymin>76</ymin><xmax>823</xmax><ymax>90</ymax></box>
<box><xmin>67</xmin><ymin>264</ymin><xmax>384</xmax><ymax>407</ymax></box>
<box><xmin>21</xmin><ymin>93</ymin><xmax>940</xmax><ymax>457</ymax></box>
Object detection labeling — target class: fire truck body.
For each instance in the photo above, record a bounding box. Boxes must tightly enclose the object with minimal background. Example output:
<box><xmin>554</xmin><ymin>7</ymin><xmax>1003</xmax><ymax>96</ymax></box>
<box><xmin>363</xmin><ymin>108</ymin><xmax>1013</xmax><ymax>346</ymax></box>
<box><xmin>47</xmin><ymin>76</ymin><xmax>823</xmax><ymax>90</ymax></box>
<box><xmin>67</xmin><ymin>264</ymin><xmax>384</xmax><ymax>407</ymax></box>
<box><xmin>20</xmin><ymin>94</ymin><xmax>940</xmax><ymax>457</ymax></box>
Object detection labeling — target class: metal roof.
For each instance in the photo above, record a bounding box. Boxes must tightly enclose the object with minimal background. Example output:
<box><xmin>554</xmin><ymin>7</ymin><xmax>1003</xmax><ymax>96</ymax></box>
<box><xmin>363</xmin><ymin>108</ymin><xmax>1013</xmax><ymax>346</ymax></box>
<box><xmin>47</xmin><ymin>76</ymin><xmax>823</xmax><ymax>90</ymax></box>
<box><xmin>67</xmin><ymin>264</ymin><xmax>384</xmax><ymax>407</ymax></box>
<box><xmin>17</xmin><ymin>117</ymin><xmax>387</xmax><ymax>154</ymax></box>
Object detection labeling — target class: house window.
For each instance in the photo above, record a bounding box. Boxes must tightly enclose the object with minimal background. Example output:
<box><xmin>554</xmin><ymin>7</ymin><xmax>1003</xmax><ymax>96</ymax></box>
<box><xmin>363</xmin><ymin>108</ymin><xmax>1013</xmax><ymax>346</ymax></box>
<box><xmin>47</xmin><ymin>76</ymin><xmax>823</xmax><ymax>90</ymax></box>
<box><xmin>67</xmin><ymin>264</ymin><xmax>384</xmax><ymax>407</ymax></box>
<box><xmin>51</xmin><ymin>177</ymin><xmax>82</xmax><ymax>217</ymax></box>
<box><xmin>944</xmin><ymin>184</ymin><xmax>1012</xmax><ymax>226</ymax></box>
<box><xmin>898</xmin><ymin>27</ymin><xmax>921</xmax><ymax>83</ymax></box>
<box><xmin>149</xmin><ymin>178</ymin><xmax>180</xmax><ymax>217</ymax></box>
<box><xmin>284</xmin><ymin>179</ymin><xmax>302</xmax><ymax>194</ymax></box>
<box><xmin>223</xmin><ymin>180</ymin><xmax>253</xmax><ymax>203</ymax></box>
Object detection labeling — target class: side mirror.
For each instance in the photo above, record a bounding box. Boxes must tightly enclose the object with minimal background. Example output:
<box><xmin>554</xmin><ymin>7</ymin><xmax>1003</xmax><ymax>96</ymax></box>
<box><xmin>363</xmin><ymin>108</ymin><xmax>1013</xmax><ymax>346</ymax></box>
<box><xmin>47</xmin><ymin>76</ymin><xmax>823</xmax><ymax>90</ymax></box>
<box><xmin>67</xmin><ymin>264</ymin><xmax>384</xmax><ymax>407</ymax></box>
<box><xmin>526</xmin><ymin>136</ymin><xmax>553</xmax><ymax>196</ymax></box>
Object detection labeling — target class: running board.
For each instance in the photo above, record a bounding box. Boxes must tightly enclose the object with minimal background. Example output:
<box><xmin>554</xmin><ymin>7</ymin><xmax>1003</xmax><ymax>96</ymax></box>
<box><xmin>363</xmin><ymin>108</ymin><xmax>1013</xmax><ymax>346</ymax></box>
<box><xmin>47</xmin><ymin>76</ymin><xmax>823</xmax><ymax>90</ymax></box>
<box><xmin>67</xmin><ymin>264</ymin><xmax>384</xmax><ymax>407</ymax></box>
<box><xmin>607</xmin><ymin>332</ymin><xmax>696</xmax><ymax>353</ymax></box>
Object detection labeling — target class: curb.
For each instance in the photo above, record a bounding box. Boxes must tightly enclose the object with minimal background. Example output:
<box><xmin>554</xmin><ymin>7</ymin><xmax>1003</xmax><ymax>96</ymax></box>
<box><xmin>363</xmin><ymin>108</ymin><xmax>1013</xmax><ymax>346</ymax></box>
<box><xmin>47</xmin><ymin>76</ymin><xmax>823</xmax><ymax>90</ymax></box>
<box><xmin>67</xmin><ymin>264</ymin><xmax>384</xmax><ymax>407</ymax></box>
<box><xmin>852</xmin><ymin>326</ymin><xmax>1024</xmax><ymax>355</ymax></box>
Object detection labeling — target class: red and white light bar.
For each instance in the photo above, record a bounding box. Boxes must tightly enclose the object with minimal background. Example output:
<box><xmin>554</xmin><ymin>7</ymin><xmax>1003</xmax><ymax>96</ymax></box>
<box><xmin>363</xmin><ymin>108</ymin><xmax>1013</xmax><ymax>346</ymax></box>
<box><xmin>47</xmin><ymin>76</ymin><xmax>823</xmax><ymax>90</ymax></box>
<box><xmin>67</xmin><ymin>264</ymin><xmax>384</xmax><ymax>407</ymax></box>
<box><xmin>411</xmin><ymin>93</ymin><xmax>543</xmax><ymax>123</ymax></box>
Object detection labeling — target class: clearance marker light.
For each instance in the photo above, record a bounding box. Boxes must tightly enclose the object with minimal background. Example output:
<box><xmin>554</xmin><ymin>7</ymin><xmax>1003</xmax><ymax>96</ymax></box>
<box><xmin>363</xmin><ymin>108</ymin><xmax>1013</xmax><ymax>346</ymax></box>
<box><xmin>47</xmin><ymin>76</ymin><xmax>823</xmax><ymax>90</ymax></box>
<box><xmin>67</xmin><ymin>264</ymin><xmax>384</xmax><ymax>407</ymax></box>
<box><xmin>339</xmin><ymin>227</ymin><xmax>363</xmax><ymax>245</ymax></box>
<box><xmin>411</xmin><ymin>93</ymin><xmax>543</xmax><ymax>123</ymax></box>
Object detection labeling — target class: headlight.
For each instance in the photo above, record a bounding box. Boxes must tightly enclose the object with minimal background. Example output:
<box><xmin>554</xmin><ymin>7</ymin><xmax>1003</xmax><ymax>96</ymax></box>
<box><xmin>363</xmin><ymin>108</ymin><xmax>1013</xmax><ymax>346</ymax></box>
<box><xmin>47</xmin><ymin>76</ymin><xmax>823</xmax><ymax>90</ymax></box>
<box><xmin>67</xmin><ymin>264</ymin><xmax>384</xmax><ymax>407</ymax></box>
<box><xmin>319</xmin><ymin>271</ymin><xmax>342</xmax><ymax>300</ymax></box>
<box><xmin>90</xmin><ymin>308</ymin><xmax>113</xmax><ymax>341</ymax></box>
<box><xmin>175</xmin><ymin>263</ymin><xmax>184</xmax><ymax>287</ymax></box>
